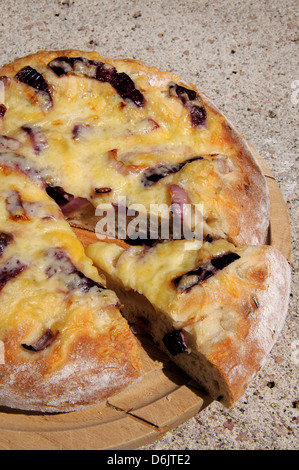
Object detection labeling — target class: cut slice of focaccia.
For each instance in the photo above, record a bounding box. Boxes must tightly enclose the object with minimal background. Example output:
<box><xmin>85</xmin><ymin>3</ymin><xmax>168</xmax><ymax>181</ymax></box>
<box><xmin>0</xmin><ymin>160</ymin><xmax>141</xmax><ymax>413</ymax></box>
<box><xmin>86</xmin><ymin>239</ymin><xmax>290</xmax><ymax>407</ymax></box>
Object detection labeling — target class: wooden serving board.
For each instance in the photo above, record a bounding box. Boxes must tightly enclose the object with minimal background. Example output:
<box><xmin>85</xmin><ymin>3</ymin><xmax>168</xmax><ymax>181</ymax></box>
<box><xmin>0</xmin><ymin>153</ymin><xmax>291</xmax><ymax>450</ymax></box>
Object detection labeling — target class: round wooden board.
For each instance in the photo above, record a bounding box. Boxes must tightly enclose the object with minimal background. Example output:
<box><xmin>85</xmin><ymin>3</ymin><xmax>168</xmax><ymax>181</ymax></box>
<box><xmin>0</xmin><ymin>152</ymin><xmax>291</xmax><ymax>450</ymax></box>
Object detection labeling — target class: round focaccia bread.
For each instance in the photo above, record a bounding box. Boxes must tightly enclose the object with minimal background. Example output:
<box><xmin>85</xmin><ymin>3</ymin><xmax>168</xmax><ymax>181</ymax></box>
<box><xmin>0</xmin><ymin>49</ymin><xmax>269</xmax><ymax>245</ymax></box>
<box><xmin>0</xmin><ymin>161</ymin><xmax>141</xmax><ymax>413</ymax></box>
<box><xmin>86</xmin><ymin>239</ymin><xmax>290</xmax><ymax>407</ymax></box>
<box><xmin>0</xmin><ymin>49</ymin><xmax>286</xmax><ymax>414</ymax></box>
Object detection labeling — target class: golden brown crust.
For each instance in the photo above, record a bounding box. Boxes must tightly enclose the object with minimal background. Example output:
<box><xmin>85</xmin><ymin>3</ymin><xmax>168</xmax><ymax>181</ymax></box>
<box><xmin>219</xmin><ymin>119</ymin><xmax>270</xmax><ymax>244</ymax></box>
<box><xmin>86</xmin><ymin>240</ymin><xmax>290</xmax><ymax>408</ymax></box>
<box><xmin>0</xmin><ymin>319</ymin><xmax>140</xmax><ymax>412</ymax></box>
<box><xmin>183</xmin><ymin>245</ymin><xmax>290</xmax><ymax>406</ymax></box>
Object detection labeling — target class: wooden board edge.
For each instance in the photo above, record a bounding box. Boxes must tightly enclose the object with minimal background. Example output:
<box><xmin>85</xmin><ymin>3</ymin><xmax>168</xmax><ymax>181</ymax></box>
<box><xmin>250</xmin><ymin>146</ymin><xmax>292</xmax><ymax>263</ymax></box>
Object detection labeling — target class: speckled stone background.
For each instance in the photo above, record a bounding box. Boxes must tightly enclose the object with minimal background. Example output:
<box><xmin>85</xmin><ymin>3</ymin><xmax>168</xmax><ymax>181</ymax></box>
<box><xmin>0</xmin><ymin>0</ymin><xmax>297</xmax><ymax>450</ymax></box>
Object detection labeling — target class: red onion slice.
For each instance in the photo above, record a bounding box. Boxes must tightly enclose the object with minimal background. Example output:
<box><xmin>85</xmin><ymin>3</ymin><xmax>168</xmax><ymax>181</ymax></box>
<box><xmin>0</xmin><ymin>257</ymin><xmax>27</xmax><ymax>292</ymax></box>
<box><xmin>0</xmin><ymin>153</ymin><xmax>44</xmax><ymax>186</ymax></box>
<box><xmin>22</xmin><ymin>329</ymin><xmax>58</xmax><ymax>351</ymax></box>
<box><xmin>72</xmin><ymin>123</ymin><xmax>91</xmax><ymax>141</ymax></box>
<box><xmin>0</xmin><ymin>232</ymin><xmax>14</xmax><ymax>257</ymax></box>
<box><xmin>162</xmin><ymin>329</ymin><xmax>188</xmax><ymax>356</ymax></box>
<box><xmin>0</xmin><ymin>104</ymin><xmax>7</xmax><ymax>118</ymax></box>
<box><xmin>48</xmin><ymin>56</ymin><xmax>145</xmax><ymax>107</ymax></box>
<box><xmin>44</xmin><ymin>248</ymin><xmax>105</xmax><ymax>293</ymax></box>
<box><xmin>0</xmin><ymin>135</ymin><xmax>21</xmax><ymax>152</ymax></box>
<box><xmin>173</xmin><ymin>251</ymin><xmax>241</xmax><ymax>292</ymax></box>
<box><xmin>5</xmin><ymin>190</ymin><xmax>28</xmax><ymax>221</ymax></box>
<box><xmin>15</xmin><ymin>66</ymin><xmax>53</xmax><ymax>111</ymax></box>
<box><xmin>141</xmin><ymin>156</ymin><xmax>202</xmax><ymax>187</ymax></box>
<box><xmin>21</xmin><ymin>125</ymin><xmax>48</xmax><ymax>154</ymax></box>
<box><xmin>61</xmin><ymin>197</ymin><xmax>90</xmax><ymax>215</ymax></box>
<box><xmin>169</xmin><ymin>82</ymin><xmax>207</xmax><ymax>127</ymax></box>
<box><xmin>108</xmin><ymin>149</ymin><xmax>147</xmax><ymax>175</ymax></box>
<box><xmin>169</xmin><ymin>184</ymin><xmax>188</xmax><ymax>224</ymax></box>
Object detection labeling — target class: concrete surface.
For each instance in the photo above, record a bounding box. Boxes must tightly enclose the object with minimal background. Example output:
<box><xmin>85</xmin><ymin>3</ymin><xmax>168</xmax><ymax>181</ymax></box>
<box><xmin>0</xmin><ymin>0</ymin><xmax>297</xmax><ymax>450</ymax></box>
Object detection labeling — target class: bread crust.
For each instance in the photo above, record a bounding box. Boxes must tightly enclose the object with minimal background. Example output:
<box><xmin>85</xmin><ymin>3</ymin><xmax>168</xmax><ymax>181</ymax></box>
<box><xmin>86</xmin><ymin>240</ymin><xmax>290</xmax><ymax>407</ymax></box>
<box><xmin>174</xmin><ymin>245</ymin><xmax>291</xmax><ymax>406</ymax></box>
<box><xmin>0</xmin><ymin>318</ymin><xmax>141</xmax><ymax>413</ymax></box>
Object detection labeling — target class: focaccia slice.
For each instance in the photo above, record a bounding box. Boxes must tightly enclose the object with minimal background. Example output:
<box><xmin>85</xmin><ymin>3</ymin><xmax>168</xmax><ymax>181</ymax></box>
<box><xmin>86</xmin><ymin>239</ymin><xmax>290</xmax><ymax>407</ymax></box>
<box><xmin>0</xmin><ymin>159</ymin><xmax>141</xmax><ymax>412</ymax></box>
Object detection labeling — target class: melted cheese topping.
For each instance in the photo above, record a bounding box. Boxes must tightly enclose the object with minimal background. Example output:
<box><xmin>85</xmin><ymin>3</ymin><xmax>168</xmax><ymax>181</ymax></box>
<box><xmin>86</xmin><ymin>238</ymin><xmax>268</xmax><ymax>331</ymax></box>
<box><xmin>0</xmin><ymin>50</ymin><xmax>267</xmax><ymax>244</ymax></box>
<box><xmin>86</xmin><ymin>239</ymin><xmax>237</xmax><ymax>314</ymax></box>
<box><xmin>0</xmin><ymin>168</ymin><xmax>122</xmax><ymax>358</ymax></box>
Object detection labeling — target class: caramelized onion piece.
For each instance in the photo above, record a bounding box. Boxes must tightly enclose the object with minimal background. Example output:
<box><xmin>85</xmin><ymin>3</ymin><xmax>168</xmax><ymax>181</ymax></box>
<box><xmin>141</xmin><ymin>156</ymin><xmax>202</xmax><ymax>187</ymax></box>
<box><xmin>22</xmin><ymin>329</ymin><xmax>58</xmax><ymax>351</ymax></box>
<box><xmin>0</xmin><ymin>104</ymin><xmax>7</xmax><ymax>118</ymax></box>
<box><xmin>45</xmin><ymin>248</ymin><xmax>105</xmax><ymax>293</ymax></box>
<box><xmin>5</xmin><ymin>190</ymin><xmax>28</xmax><ymax>221</ymax></box>
<box><xmin>0</xmin><ymin>135</ymin><xmax>21</xmax><ymax>152</ymax></box>
<box><xmin>0</xmin><ymin>257</ymin><xmax>27</xmax><ymax>291</ymax></box>
<box><xmin>0</xmin><ymin>152</ymin><xmax>44</xmax><ymax>186</ymax></box>
<box><xmin>174</xmin><ymin>251</ymin><xmax>241</xmax><ymax>292</ymax></box>
<box><xmin>0</xmin><ymin>232</ymin><xmax>14</xmax><ymax>257</ymax></box>
<box><xmin>95</xmin><ymin>187</ymin><xmax>112</xmax><ymax>194</ymax></box>
<box><xmin>162</xmin><ymin>329</ymin><xmax>188</xmax><ymax>356</ymax></box>
<box><xmin>169</xmin><ymin>82</ymin><xmax>207</xmax><ymax>127</ymax></box>
<box><xmin>21</xmin><ymin>125</ymin><xmax>48</xmax><ymax>154</ymax></box>
<box><xmin>169</xmin><ymin>184</ymin><xmax>188</xmax><ymax>224</ymax></box>
<box><xmin>108</xmin><ymin>148</ymin><xmax>146</xmax><ymax>175</ymax></box>
<box><xmin>48</xmin><ymin>56</ymin><xmax>145</xmax><ymax>107</ymax></box>
<box><xmin>15</xmin><ymin>66</ymin><xmax>53</xmax><ymax>110</ymax></box>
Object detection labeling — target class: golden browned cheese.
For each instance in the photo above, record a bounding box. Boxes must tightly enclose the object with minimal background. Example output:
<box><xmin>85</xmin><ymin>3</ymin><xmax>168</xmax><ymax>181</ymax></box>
<box><xmin>0</xmin><ymin>49</ymin><xmax>269</xmax><ymax>245</ymax></box>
